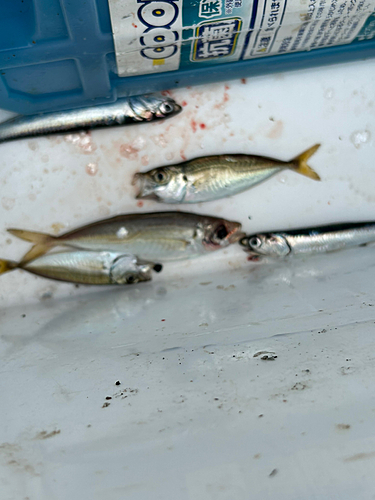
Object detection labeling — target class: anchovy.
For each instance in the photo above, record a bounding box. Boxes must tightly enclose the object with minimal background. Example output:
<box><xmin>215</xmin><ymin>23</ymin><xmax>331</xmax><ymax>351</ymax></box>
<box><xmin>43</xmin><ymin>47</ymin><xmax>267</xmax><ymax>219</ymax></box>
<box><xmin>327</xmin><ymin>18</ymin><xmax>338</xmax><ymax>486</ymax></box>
<box><xmin>0</xmin><ymin>251</ymin><xmax>162</xmax><ymax>285</ymax></box>
<box><xmin>240</xmin><ymin>222</ymin><xmax>375</xmax><ymax>258</ymax></box>
<box><xmin>133</xmin><ymin>144</ymin><xmax>321</xmax><ymax>204</ymax></box>
<box><xmin>0</xmin><ymin>94</ymin><xmax>182</xmax><ymax>143</ymax></box>
<box><xmin>8</xmin><ymin>212</ymin><xmax>244</xmax><ymax>263</ymax></box>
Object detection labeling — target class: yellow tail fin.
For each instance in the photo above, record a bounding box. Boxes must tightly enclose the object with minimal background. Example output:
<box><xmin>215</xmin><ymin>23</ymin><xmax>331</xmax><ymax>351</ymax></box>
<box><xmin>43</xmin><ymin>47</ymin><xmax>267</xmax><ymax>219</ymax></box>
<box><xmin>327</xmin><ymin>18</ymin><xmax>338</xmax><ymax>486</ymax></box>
<box><xmin>291</xmin><ymin>144</ymin><xmax>321</xmax><ymax>181</ymax></box>
<box><xmin>7</xmin><ymin>228</ymin><xmax>56</xmax><ymax>263</ymax></box>
<box><xmin>0</xmin><ymin>259</ymin><xmax>17</xmax><ymax>275</ymax></box>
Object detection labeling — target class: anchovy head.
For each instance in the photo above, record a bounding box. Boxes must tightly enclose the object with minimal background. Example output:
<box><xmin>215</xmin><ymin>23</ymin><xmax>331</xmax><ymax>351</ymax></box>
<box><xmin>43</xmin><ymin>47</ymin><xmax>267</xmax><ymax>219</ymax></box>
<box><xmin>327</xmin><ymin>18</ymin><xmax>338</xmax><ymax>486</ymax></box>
<box><xmin>109</xmin><ymin>255</ymin><xmax>157</xmax><ymax>284</ymax></box>
<box><xmin>202</xmin><ymin>219</ymin><xmax>245</xmax><ymax>251</ymax></box>
<box><xmin>131</xmin><ymin>95</ymin><xmax>182</xmax><ymax>121</ymax></box>
<box><xmin>133</xmin><ymin>166</ymin><xmax>187</xmax><ymax>203</ymax></box>
<box><xmin>240</xmin><ymin>233</ymin><xmax>291</xmax><ymax>257</ymax></box>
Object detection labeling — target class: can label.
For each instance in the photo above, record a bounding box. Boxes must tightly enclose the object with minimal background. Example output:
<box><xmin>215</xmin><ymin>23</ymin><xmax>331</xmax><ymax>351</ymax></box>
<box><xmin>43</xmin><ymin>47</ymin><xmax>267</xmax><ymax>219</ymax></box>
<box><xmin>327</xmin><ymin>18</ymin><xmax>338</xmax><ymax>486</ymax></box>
<box><xmin>108</xmin><ymin>0</ymin><xmax>375</xmax><ymax>77</ymax></box>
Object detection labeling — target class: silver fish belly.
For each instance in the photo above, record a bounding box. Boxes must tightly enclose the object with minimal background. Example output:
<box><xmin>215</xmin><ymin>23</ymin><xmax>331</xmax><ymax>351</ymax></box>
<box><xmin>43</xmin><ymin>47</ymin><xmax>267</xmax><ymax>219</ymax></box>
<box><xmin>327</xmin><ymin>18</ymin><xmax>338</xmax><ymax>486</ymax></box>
<box><xmin>183</xmin><ymin>164</ymin><xmax>280</xmax><ymax>203</ymax></box>
<box><xmin>285</xmin><ymin>225</ymin><xmax>375</xmax><ymax>255</ymax></box>
<box><xmin>0</xmin><ymin>94</ymin><xmax>182</xmax><ymax>143</ymax></box>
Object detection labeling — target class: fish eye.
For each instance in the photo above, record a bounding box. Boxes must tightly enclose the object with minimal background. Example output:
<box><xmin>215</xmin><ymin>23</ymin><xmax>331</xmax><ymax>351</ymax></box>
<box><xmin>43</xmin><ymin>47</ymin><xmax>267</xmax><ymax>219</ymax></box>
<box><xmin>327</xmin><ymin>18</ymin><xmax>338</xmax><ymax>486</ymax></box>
<box><xmin>153</xmin><ymin>170</ymin><xmax>168</xmax><ymax>183</ymax></box>
<box><xmin>159</xmin><ymin>102</ymin><xmax>174</xmax><ymax>114</ymax></box>
<box><xmin>153</xmin><ymin>263</ymin><xmax>163</xmax><ymax>273</ymax></box>
<box><xmin>216</xmin><ymin>225</ymin><xmax>228</xmax><ymax>240</ymax></box>
<box><xmin>126</xmin><ymin>274</ymin><xmax>136</xmax><ymax>284</ymax></box>
<box><xmin>249</xmin><ymin>236</ymin><xmax>262</xmax><ymax>248</ymax></box>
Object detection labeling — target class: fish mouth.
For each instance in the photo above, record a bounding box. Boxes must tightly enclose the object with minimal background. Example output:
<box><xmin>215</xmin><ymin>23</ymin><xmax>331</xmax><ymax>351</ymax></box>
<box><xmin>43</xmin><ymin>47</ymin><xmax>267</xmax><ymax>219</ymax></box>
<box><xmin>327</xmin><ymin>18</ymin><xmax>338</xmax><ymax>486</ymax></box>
<box><xmin>173</xmin><ymin>103</ymin><xmax>183</xmax><ymax>115</ymax></box>
<box><xmin>132</xmin><ymin>172</ymin><xmax>159</xmax><ymax>201</ymax></box>
<box><xmin>137</xmin><ymin>260</ymin><xmax>163</xmax><ymax>275</ymax></box>
<box><xmin>229</xmin><ymin>230</ymin><xmax>246</xmax><ymax>244</ymax></box>
<box><xmin>135</xmin><ymin>191</ymin><xmax>159</xmax><ymax>201</ymax></box>
<box><xmin>132</xmin><ymin>172</ymin><xmax>142</xmax><ymax>187</ymax></box>
<box><xmin>238</xmin><ymin>236</ymin><xmax>261</xmax><ymax>255</ymax></box>
<box><xmin>239</xmin><ymin>236</ymin><xmax>250</xmax><ymax>247</ymax></box>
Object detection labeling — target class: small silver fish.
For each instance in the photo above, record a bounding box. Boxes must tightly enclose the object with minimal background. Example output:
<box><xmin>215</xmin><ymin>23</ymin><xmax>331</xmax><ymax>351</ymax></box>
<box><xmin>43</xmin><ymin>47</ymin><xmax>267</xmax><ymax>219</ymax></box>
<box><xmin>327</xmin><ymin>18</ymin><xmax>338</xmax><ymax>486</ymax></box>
<box><xmin>0</xmin><ymin>251</ymin><xmax>162</xmax><ymax>285</ymax></box>
<box><xmin>0</xmin><ymin>94</ymin><xmax>182</xmax><ymax>143</ymax></box>
<box><xmin>133</xmin><ymin>144</ymin><xmax>321</xmax><ymax>204</ymax></box>
<box><xmin>240</xmin><ymin>222</ymin><xmax>375</xmax><ymax>258</ymax></box>
<box><xmin>8</xmin><ymin>211</ymin><xmax>244</xmax><ymax>263</ymax></box>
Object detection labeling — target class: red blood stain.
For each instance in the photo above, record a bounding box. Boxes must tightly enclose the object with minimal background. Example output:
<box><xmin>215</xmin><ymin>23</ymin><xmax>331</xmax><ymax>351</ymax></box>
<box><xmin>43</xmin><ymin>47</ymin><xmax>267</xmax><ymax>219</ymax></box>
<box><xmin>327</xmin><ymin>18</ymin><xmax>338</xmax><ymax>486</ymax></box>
<box><xmin>161</xmin><ymin>90</ymin><xmax>172</xmax><ymax>96</ymax></box>
<box><xmin>186</xmin><ymin>86</ymin><xmax>192</xmax><ymax>89</ymax></box>
<box><xmin>161</xmin><ymin>319</ymin><xmax>166</xmax><ymax>322</ymax></box>
<box><xmin>247</xmin><ymin>255</ymin><xmax>261</xmax><ymax>262</ymax></box>
<box><xmin>241</xmin><ymin>78</ymin><xmax>247</xmax><ymax>84</ymax></box>
<box><xmin>199</xmin><ymin>123</ymin><xmax>206</xmax><ymax>130</ymax></box>
<box><xmin>132</xmin><ymin>23</ymin><xmax>138</xmax><ymax>28</ymax></box>
<box><xmin>181</xmin><ymin>100</ymin><xmax>188</xmax><ymax>107</ymax></box>
<box><xmin>225</xmin><ymin>85</ymin><xmax>230</xmax><ymax>90</ymax></box>
<box><xmin>180</xmin><ymin>150</ymin><xmax>187</xmax><ymax>160</ymax></box>
<box><xmin>120</xmin><ymin>144</ymin><xmax>139</xmax><ymax>159</ymax></box>
<box><xmin>191</xmin><ymin>120</ymin><xmax>197</xmax><ymax>133</ymax></box>
<box><xmin>137</xmin><ymin>200</ymin><xmax>144</xmax><ymax>208</ymax></box>
<box><xmin>214</xmin><ymin>92</ymin><xmax>230</xmax><ymax>109</ymax></box>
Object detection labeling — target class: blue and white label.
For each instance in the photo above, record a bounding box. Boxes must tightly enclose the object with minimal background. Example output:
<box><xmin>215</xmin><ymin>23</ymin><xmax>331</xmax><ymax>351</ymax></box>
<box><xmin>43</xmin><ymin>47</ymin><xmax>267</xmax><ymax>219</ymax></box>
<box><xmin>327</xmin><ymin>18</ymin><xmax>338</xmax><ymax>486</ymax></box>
<box><xmin>191</xmin><ymin>18</ymin><xmax>242</xmax><ymax>60</ymax></box>
<box><xmin>108</xmin><ymin>0</ymin><xmax>183</xmax><ymax>76</ymax></box>
<box><xmin>198</xmin><ymin>0</ymin><xmax>223</xmax><ymax>19</ymax></box>
<box><xmin>243</xmin><ymin>0</ymin><xmax>375</xmax><ymax>59</ymax></box>
<box><xmin>108</xmin><ymin>0</ymin><xmax>375</xmax><ymax>77</ymax></box>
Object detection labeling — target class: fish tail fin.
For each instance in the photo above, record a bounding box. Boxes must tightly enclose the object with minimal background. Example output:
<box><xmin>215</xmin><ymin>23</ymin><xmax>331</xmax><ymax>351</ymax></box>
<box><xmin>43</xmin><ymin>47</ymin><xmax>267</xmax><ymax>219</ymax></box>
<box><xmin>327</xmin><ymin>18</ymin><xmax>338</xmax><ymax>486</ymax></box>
<box><xmin>0</xmin><ymin>259</ymin><xmax>18</xmax><ymax>275</ymax></box>
<box><xmin>291</xmin><ymin>144</ymin><xmax>321</xmax><ymax>181</ymax></box>
<box><xmin>7</xmin><ymin>228</ymin><xmax>57</xmax><ymax>263</ymax></box>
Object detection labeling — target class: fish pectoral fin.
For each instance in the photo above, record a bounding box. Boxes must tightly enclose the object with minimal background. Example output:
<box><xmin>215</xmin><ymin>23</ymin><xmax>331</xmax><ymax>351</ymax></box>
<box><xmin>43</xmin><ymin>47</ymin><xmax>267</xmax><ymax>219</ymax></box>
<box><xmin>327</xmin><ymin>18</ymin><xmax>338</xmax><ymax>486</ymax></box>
<box><xmin>290</xmin><ymin>144</ymin><xmax>321</xmax><ymax>181</ymax></box>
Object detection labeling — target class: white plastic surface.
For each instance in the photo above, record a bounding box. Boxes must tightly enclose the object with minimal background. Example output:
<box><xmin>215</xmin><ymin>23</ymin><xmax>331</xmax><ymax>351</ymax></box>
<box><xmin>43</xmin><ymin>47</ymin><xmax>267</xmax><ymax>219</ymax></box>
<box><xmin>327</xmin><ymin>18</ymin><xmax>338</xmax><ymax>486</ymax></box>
<box><xmin>1</xmin><ymin>60</ymin><xmax>375</xmax><ymax>500</ymax></box>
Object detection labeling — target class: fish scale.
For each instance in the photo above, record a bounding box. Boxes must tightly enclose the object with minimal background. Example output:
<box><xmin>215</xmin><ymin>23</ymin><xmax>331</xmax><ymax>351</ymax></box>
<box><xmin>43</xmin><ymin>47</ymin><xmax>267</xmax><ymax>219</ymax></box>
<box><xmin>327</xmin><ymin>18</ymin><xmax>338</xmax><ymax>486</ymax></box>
<box><xmin>183</xmin><ymin>157</ymin><xmax>282</xmax><ymax>202</ymax></box>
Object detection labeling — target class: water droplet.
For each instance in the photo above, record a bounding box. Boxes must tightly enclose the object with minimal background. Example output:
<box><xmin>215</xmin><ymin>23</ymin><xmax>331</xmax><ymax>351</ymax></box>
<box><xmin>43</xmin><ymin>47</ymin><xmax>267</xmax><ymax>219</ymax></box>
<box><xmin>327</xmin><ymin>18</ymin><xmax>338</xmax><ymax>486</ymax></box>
<box><xmin>152</xmin><ymin>134</ymin><xmax>167</xmax><ymax>148</ymax></box>
<box><xmin>278</xmin><ymin>177</ymin><xmax>286</xmax><ymax>184</ymax></box>
<box><xmin>324</xmin><ymin>88</ymin><xmax>334</xmax><ymax>99</ymax></box>
<box><xmin>132</xmin><ymin>136</ymin><xmax>146</xmax><ymax>150</ymax></box>
<box><xmin>116</xmin><ymin>227</ymin><xmax>128</xmax><ymax>238</ymax></box>
<box><xmin>350</xmin><ymin>130</ymin><xmax>371</xmax><ymax>149</ymax></box>
<box><xmin>1</xmin><ymin>197</ymin><xmax>15</xmax><ymax>210</ymax></box>
<box><xmin>86</xmin><ymin>163</ymin><xmax>98</xmax><ymax>176</ymax></box>
<box><xmin>65</xmin><ymin>131</ymin><xmax>97</xmax><ymax>153</ymax></box>
<box><xmin>165</xmin><ymin>152</ymin><xmax>174</xmax><ymax>161</ymax></box>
